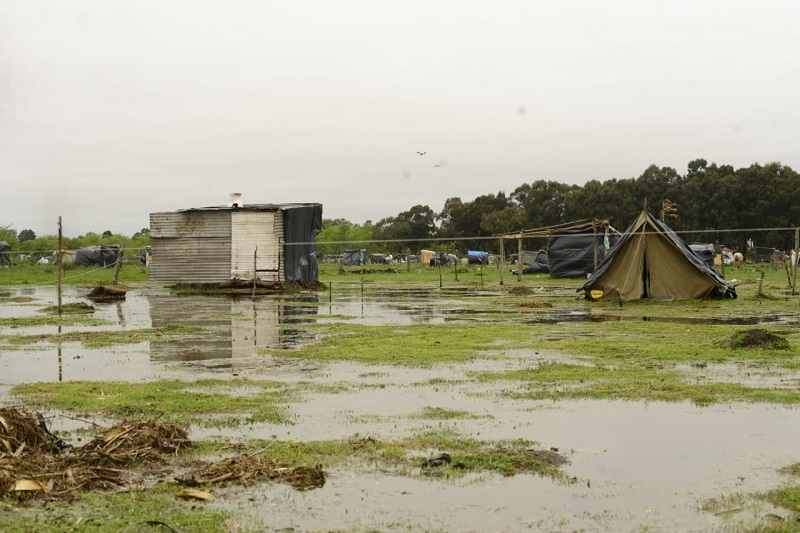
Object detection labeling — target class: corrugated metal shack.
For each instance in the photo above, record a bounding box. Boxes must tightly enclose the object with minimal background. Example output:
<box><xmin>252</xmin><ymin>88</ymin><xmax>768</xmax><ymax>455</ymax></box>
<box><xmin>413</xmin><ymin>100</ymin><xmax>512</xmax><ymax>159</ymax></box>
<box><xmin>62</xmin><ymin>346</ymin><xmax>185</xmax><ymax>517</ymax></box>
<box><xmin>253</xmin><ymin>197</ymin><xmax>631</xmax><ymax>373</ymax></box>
<box><xmin>149</xmin><ymin>202</ymin><xmax>322</xmax><ymax>285</ymax></box>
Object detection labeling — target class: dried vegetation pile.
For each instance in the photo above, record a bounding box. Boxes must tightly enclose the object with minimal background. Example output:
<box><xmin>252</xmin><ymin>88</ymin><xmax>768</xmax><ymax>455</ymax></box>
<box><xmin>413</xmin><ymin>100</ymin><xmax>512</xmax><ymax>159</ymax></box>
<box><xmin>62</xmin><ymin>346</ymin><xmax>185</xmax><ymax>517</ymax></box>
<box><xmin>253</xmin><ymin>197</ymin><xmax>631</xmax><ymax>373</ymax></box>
<box><xmin>0</xmin><ymin>407</ymin><xmax>324</xmax><ymax>502</ymax></box>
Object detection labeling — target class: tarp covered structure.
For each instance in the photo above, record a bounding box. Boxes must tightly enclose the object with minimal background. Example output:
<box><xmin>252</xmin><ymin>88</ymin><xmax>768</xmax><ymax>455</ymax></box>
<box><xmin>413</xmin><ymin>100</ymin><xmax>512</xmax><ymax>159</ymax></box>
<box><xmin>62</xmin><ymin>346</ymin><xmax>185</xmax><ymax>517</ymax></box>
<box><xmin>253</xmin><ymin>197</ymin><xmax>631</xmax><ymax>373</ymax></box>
<box><xmin>75</xmin><ymin>245</ymin><xmax>120</xmax><ymax>267</ymax></box>
<box><xmin>0</xmin><ymin>241</ymin><xmax>10</xmax><ymax>266</ymax></box>
<box><xmin>343</xmin><ymin>249</ymin><xmax>367</xmax><ymax>266</ymax></box>
<box><xmin>583</xmin><ymin>211</ymin><xmax>736</xmax><ymax>301</ymax></box>
<box><xmin>283</xmin><ymin>204</ymin><xmax>323</xmax><ymax>283</ymax></box>
<box><xmin>467</xmin><ymin>250</ymin><xmax>488</xmax><ymax>264</ymax></box>
<box><xmin>689</xmin><ymin>243</ymin><xmax>715</xmax><ymax>270</ymax></box>
<box><xmin>548</xmin><ymin>224</ymin><xmax>616</xmax><ymax>278</ymax></box>
<box><xmin>522</xmin><ymin>250</ymin><xmax>549</xmax><ymax>274</ymax></box>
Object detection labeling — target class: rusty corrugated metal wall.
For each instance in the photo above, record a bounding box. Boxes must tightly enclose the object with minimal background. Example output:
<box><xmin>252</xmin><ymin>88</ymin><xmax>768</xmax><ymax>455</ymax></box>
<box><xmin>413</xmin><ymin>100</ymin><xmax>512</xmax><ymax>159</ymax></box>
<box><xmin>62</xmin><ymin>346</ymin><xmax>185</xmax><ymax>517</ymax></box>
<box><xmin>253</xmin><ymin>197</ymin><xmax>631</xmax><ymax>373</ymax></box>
<box><xmin>149</xmin><ymin>210</ymin><xmax>232</xmax><ymax>283</ymax></box>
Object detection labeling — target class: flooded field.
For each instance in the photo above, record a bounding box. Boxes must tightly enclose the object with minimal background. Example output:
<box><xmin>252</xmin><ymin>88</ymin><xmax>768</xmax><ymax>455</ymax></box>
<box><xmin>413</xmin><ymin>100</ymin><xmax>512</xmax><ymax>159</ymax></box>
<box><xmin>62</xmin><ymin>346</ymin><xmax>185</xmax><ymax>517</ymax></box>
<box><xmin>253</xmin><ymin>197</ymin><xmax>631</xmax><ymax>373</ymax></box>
<box><xmin>1</xmin><ymin>284</ymin><xmax>800</xmax><ymax>531</ymax></box>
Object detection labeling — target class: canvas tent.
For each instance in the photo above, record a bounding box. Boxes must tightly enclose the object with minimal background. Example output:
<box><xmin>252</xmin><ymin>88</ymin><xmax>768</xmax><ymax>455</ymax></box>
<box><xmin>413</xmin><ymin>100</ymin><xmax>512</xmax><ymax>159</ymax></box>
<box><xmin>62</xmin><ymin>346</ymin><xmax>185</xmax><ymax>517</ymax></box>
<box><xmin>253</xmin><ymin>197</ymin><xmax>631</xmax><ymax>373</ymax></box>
<box><xmin>583</xmin><ymin>211</ymin><xmax>736</xmax><ymax>301</ymax></box>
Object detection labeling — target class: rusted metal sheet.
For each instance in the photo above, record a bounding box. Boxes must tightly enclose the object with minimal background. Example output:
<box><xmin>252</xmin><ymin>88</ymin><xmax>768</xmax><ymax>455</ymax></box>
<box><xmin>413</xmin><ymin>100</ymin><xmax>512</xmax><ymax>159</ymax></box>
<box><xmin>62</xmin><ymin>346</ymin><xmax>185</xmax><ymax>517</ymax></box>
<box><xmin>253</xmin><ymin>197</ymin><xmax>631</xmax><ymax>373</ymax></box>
<box><xmin>150</xmin><ymin>211</ymin><xmax>231</xmax><ymax>238</ymax></box>
<box><xmin>149</xmin><ymin>237</ymin><xmax>232</xmax><ymax>283</ymax></box>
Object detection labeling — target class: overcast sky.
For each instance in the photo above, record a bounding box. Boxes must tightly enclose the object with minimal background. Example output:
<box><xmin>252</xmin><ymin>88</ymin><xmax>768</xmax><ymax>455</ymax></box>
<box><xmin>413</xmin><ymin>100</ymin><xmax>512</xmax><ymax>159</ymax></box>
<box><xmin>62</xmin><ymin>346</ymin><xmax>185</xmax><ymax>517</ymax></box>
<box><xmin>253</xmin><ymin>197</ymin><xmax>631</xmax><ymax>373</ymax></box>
<box><xmin>2</xmin><ymin>1</ymin><xmax>799</xmax><ymax>237</ymax></box>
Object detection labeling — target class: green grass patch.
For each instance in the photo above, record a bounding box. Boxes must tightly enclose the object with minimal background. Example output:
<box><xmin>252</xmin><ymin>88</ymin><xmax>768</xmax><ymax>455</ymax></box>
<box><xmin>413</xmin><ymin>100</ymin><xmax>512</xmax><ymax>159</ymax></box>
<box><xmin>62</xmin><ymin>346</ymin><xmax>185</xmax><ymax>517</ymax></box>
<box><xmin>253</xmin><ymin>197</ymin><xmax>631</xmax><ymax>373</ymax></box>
<box><xmin>0</xmin><ymin>485</ymin><xmax>230</xmax><ymax>533</ymax></box>
<box><xmin>0</xmin><ymin>316</ymin><xmax>108</xmax><ymax>328</ymax></box>
<box><xmin>473</xmin><ymin>362</ymin><xmax>800</xmax><ymax>406</ymax></box>
<box><xmin>264</xmin><ymin>322</ymin><xmax>544</xmax><ymax>367</ymax></box>
<box><xmin>1</xmin><ymin>324</ymin><xmax>205</xmax><ymax>347</ymax></box>
<box><xmin>11</xmin><ymin>379</ymin><xmax>295</xmax><ymax>428</ymax></box>
<box><xmin>0</xmin><ymin>265</ymin><xmax>149</xmax><ymax>286</ymax></box>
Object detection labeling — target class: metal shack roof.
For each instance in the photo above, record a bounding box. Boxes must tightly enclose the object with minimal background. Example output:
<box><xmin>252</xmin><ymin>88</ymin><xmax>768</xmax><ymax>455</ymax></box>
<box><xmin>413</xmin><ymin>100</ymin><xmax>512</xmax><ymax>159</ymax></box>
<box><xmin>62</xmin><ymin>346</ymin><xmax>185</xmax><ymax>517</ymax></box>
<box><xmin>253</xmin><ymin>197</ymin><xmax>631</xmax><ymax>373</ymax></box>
<box><xmin>176</xmin><ymin>203</ymin><xmax>321</xmax><ymax>213</ymax></box>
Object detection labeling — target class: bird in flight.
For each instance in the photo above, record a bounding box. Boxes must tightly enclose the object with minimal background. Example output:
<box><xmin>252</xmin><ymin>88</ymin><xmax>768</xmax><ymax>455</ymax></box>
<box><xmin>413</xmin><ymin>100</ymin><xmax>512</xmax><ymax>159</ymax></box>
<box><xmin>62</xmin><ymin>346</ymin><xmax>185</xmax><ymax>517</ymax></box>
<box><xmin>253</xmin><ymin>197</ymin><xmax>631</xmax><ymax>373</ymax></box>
<box><xmin>416</xmin><ymin>151</ymin><xmax>426</xmax><ymax>156</ymax></box>
<box><xmin>433</xmin><ymin>164</ymin><xmax>443</xmax><ymax>167</ymax></box>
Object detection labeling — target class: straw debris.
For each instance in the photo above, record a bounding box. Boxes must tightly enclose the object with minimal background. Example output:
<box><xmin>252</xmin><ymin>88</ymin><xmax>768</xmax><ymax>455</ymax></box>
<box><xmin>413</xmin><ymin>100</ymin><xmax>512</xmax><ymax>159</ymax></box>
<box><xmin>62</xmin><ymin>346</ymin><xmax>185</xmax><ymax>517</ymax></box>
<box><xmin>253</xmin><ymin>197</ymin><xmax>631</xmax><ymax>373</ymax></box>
<box><xmin>176</xmin><ymin>449</ymin><xmax>325</xmax><ymax>491</ymax></box>
<box><xmin>0</xmin><ymin>407</ymin><xmax>325</xmax><ymax>502</ymax></box>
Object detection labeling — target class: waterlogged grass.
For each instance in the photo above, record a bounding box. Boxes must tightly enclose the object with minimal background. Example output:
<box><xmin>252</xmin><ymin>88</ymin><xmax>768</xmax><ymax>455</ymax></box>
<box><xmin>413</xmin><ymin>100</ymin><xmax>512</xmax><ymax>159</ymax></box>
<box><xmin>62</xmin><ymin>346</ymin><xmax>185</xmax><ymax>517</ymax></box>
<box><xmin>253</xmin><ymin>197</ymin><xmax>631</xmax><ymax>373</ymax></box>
<box><xmin>410</xmin><ymin>406</ymin><xmax>489</xmax><ymax>420</ymax></box>
<box><xmin>195</xmin><ymin>429</ymin><xmax>567</xmax><ymax>480</ymax></box>
<box><xmin>0</xmin><ymin>315</ymin><xmax>108</xmax><ymax>328</ymax></box>
<box><xmin>1</xmin><ymin>324</ymin><xmax>205</xmax><ymax>347</ymax></box>
<box><xmin>264</xmin><ymin>322</ymin><xmax>544</xmax><ymax>367</ymax></box>
<box><xmin>11</xmin><ymin>379</ymin><xmax>296</xmax><ymax>428</ymax></box>
<box><xmin>0</xmin><ymin>485</ymin><xmax>230</xmax><ymax>533</ymax></box>
<box><xmin>473</xmin><ymin>362</ymin><xmax>800</xmax><ymax>406</ymax></box>
<box><xmin>539</xmin><ymin>321</ymin><xmax>800</xmax><ymax>366</ymax></box>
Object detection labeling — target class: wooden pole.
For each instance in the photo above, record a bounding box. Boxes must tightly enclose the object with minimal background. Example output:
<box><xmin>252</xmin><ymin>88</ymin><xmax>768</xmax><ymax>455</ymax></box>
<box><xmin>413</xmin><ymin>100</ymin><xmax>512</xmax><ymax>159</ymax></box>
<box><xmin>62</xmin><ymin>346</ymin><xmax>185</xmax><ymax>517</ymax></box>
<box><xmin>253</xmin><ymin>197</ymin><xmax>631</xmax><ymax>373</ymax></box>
<box><xmin>252</xmin><ymin>246</ymin><xmax>258</xmax><ymax>298</ymax></box>
<box><xmin>793</xmin><ymin>228</ymin><xmax>799</xmax><ymax>296</ymax></box>
<box><xmin>592</xmin><ymin>220</ymin><xmax>598</xmax><ymax>272</ymax></box>
<box><xmin>407</xmin><ymin>248</ymin><xmax>411</xmax><ymax>273</ymax></box>
<box><xmin>498</xmin><ymin>238</ymin><xmax>504</xmax><ymax>286</ymax></box>
<box><xmin>437</xmin><ymin>257</ymin><xmax>443</xmax><ymax>289</ymax></box>
<box><xmin>57</xmin><ymin>217</ymin><xmax>62</xmax><ymax>316</ymax></box>
<box><xmin>517</xmin><ymin>236</ymin><xmax>523</xmax><ymax>283</ymax></box>
<box><xmin>112</xmin><ymin>245</ymin><xmax>125</xmax><ymax>285</ymax></box>
<box><xmin>454</xmin><ymin>255</ymin><xmax>458</xmax><ymax>281</ymax></box>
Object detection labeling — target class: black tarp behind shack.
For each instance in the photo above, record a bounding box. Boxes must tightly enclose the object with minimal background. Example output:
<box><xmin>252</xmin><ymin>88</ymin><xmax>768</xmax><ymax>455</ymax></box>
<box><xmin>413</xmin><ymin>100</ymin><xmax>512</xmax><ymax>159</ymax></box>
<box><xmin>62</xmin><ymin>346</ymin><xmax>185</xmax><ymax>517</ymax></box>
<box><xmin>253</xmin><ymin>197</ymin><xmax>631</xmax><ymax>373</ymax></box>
<box><xmin>583</xmin><ymin>211</ymin><xmax>736</xmax><ymax>301</ymax></box>
<box><xmin>522</xmin><ymin>250</ymin><xmax>549</xmax><ymax>274</ymax></box>
<box><xmin>548</xmin><ymin>225</ymin><xmax>617</xmax><ymax>278</ymax></box>
<box><xmin>283</xmin><ymin>204</ymin><xmax>323</xmax><ymax>283</ymax></box>
<box><xmin>75</xmin><ymin>245</ymin><xmax>120</xmax><ymax>267</ymax></box>
<box><xmin>0</xmin><ymin>241</ymin><xmax>10</xmax><ymax>266</ymax></box>
<box><xmin>343</xmin><ymin>249</ymin><xmax>367</xmax><ymax>266</ymax></box>
<box><xmin>689</xmin><ymin>243</ymin><xmax>715</xmax><ymax>270</ymax></box>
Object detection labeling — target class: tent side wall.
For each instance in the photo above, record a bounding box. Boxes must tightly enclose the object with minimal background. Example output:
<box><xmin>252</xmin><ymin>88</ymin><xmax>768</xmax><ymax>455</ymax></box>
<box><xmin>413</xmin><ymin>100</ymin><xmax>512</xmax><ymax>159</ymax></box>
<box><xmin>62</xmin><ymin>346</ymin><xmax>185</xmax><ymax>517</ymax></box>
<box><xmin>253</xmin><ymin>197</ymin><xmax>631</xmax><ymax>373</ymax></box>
<box><xmin>149</xmin><ymin>211</ymin><xmax>232</xmax><ymax>284</ymax></box>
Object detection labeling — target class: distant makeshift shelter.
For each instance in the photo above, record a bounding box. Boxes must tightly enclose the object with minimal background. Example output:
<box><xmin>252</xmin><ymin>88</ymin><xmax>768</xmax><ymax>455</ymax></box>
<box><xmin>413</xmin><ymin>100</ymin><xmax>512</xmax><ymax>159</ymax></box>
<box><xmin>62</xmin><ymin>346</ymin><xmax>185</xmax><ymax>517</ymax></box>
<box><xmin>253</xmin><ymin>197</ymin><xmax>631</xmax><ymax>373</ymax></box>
<box><xmin>0</xmin><ymin>241</ymin><xmax>10</xmax><ymax>267</ymax></box>
<box><xmin>495</xmin><ymin>220</ymin><xmax>617</xmax><ymax>279</ymax></box>
<box><xmin>547</xmin><ymin>222</ymin><xmax>618</xmax><ymax>278</ymax></box>
<box><xmin>689</xmin><ymin>243</ymin><xmax>715</xmax><ymax>270</ymax></box>
<box><xmin>149</xmin><ymin>201</ymin><xmax>322</xmax><ymax>285</ymax></box>
<box><xmin>343</xmin><ymin>249</ymin><xmax>367</xmax><ymax>266</ymax></box>
<box><xmin>467</xmin><ymin>250</ymin><xmax>488</xmax><ymax>265</ymax></box>
<box><xmin>583</xmin><ymin>211</ymin><xmax>736</xmax><ymax>301</ymax></box>
<box><xmin>76</xmin><ymin>245</ymin><xmax>121</xmax><ymax>267</ymax></box>
<box><xmin>522</xmin><ymin>250</ymin><xmax>549</xmax><ymax>274</ymax></box>
<box><xmin>752</xmin><ymin>247</ymin><xmax>775</xmax><ymax>264</ymax></box>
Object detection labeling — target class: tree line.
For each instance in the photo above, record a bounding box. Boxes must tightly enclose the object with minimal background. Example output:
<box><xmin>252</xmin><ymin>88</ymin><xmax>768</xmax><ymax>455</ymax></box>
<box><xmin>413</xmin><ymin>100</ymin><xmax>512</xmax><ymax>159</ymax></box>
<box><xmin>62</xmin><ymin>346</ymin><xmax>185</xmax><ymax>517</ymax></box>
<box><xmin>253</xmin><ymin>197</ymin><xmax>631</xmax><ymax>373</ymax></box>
<box><xmin>0</xmin><ymin>227</ymin><xmax>151</xmax><ymax>257</ymax></box>
<box><xmin>317</xmin><ymin>159</ymin><xmax>800</xmax><ymax>255</ymax></box>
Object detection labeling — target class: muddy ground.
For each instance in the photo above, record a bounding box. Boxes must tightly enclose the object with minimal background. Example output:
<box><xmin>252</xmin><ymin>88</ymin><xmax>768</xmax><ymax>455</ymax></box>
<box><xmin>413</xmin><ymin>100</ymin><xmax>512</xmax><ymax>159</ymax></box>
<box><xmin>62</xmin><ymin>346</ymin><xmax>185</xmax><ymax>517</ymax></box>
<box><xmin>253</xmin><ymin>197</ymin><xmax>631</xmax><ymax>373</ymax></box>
<box><xmin>1</xmin><ymin>284</ymin><xmax>799</xmax><ymax>531</ymax></box>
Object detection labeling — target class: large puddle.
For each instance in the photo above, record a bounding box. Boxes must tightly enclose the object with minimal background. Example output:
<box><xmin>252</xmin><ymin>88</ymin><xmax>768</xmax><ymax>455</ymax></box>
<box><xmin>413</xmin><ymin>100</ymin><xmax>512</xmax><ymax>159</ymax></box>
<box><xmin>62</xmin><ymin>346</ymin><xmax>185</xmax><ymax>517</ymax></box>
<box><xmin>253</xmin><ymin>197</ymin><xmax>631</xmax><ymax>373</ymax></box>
<box><xmin>1</xmin><ymin>286</ymin><xmax>800</xmax><ymax>530</ymax></box>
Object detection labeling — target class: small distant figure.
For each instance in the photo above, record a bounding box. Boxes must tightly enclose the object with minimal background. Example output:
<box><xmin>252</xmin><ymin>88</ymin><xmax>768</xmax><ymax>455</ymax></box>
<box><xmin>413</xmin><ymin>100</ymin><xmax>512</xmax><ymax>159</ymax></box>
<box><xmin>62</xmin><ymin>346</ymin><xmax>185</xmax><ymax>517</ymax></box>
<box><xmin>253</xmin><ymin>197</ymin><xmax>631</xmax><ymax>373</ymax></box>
<box><xmin>416</xmin><ymin>151</ymin><xmax>426</xmax><ymax>156</ymax></box>
<box><xmin>433</xmin><ymin>164</ymin><xmax>442</xmax><ymax>167</ymax></box>
<box><xmin>733</xmin><ymin>252</ymin><xmax>744</xmax><ymax>269</ymax></box>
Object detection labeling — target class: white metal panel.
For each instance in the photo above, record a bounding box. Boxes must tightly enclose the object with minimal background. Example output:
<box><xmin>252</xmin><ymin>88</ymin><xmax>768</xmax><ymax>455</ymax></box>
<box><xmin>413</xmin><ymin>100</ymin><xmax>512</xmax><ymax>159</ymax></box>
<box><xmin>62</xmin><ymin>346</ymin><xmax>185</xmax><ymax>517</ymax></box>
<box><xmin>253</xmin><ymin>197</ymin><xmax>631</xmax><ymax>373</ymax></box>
<box><xmin>231</xmin><ymin>211</ymin><xmax>281</xmax><ymax>280</ymax></box>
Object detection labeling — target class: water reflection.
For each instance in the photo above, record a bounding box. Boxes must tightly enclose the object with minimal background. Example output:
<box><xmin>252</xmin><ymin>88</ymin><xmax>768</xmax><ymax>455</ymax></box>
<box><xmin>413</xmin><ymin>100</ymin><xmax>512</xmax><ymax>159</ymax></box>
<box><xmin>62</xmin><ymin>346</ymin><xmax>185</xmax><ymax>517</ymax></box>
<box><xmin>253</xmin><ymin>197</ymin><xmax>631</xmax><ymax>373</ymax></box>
<box><xmin>148</xmin><ymin>294</ymin><xmax>319</xmax><ymax>363</ymax></box>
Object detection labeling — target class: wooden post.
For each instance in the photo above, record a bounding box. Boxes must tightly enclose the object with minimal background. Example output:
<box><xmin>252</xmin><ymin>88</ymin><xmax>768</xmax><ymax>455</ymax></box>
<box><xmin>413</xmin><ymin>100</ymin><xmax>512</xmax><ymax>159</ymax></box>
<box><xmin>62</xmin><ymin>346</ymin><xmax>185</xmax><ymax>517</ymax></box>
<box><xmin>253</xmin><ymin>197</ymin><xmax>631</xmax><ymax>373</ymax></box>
<box><xmin>252</xmin><ymin>246</ymin><xmax>258</xmax><ymax>298</ymax></box>
<box><xmin>57</xmin><ymin>217</ymin><xmax>62</xmax><ymax>316</ymax></box>
<box><xmin>437</xmin><ymin>257</ymin><xmax>443</xmax><ymax>289</ymax></box>
<box><xmin>454</xmin><ymin>255</ymin><xmax>458</xmax><ymax>281</ymax></box>
<box><xmin>407</xmin><ymin>248</ymin><xmax>411</xmax><ymax>273</ymax></box>
<box><xmin>592</xmin><ymin>220</ymin><xmax>598</xmax><ymax>272</ymax></box>
<box><xmin>517</xmin><ymin>236</ymin><xmax>523</xmax><ymax>283</ymax></box>
<box><xmin>793</xmin><ymin>228</ymin><xmax>799</xmax><ymax>296</ymax></box>
<box><xmin>499</xmin><ymin>238</ymin><xmax>504</xmax><ymax>286</ymax></box>
<box><xmin>112</xmin><ymin>245</ymin><xmax>125</xmax><ymax>285</ymax></box>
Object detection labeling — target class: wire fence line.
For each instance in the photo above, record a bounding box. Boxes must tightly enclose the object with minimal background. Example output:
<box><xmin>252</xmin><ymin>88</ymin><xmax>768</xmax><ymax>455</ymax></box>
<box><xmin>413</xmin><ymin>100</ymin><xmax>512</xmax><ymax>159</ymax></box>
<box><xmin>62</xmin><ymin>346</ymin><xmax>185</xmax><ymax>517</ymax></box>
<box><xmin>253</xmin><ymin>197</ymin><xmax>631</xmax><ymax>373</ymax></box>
<box><xmin>4</xmin><ymin>225</ymin><xmax>799</xmax><ymax>254</ymax></box>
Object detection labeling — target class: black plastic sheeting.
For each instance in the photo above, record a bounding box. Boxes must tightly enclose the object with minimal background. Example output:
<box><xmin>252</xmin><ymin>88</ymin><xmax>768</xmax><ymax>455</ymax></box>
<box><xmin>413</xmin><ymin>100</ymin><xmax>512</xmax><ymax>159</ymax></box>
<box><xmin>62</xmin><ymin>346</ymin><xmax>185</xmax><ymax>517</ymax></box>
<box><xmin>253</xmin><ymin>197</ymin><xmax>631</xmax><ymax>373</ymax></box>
<box><xmin>547</xmin><ymin>227</ymin><xmax>616</xmax><ymax>278</ymax></box>
<box><xmin>0</xmin><ymin>241</ymin><xmax>10</xmax><ymax>266</ymax></box>
<box><xmin>689</xmin><ymin>243</ymin><xmax>715</xmax><ymax>269</ymax></box>
<box><xmin>522</xmin><ymin>250</ymin><xmax>549</xmax><ymax>274</ymax></box>
<box><xmin>283</xmin><ymin>204</ymin><xmax>323</xmax><ymax>283</ymax></box>
<box><xmin>752</xmin><ymin>247</ymin><xmax>775</xmax><ymax>263</ymax></box>
<box><xmin>343</xmin><ymin>249</ymin><xmax>367</xmax><ymax>266</ymax></box>
<box><xmin>75</xmin><ymin>245</ymin><xmax>120</xmax><ymax>267</ymax></box>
